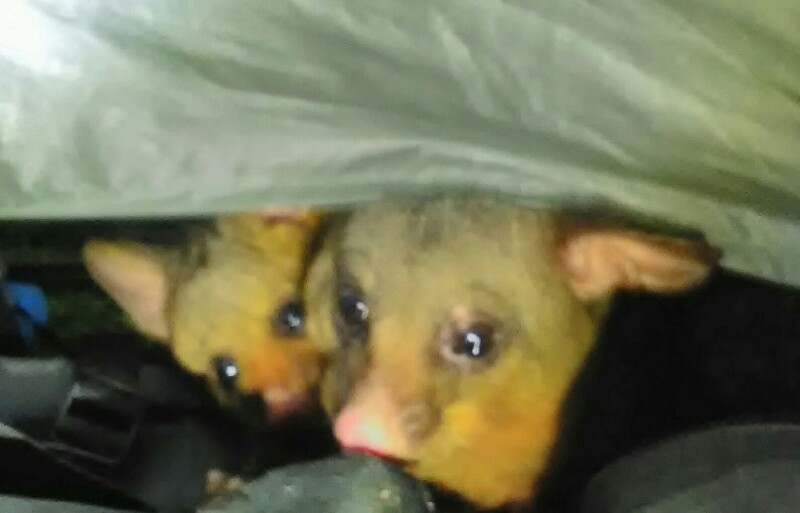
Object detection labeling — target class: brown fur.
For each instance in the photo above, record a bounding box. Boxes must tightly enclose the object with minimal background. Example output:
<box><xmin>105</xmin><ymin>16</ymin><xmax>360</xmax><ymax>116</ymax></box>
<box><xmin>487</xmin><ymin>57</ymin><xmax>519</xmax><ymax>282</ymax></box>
<box><xmin>305</xmin><ymin>198</ymin><xmax>719</xmax><ymax>509</ymax></box>
<box><xmin>82</xmin><ymin>212</ymin><xmax>325</xmax><ymax>415</ymax></box>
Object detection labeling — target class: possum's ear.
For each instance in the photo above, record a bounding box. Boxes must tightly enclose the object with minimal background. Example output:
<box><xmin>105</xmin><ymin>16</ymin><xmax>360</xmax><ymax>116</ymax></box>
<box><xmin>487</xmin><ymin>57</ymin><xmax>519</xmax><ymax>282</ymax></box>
<box><xmin>258</xmin><ymin>207</ymin><xmax>324</xmax><ymax>231</ymax></box>
<box><xmin>557</xmin><ymin>224</ymin><xmax>721</xmax><ymax>301</ymax></box>
<box><xmin>217</xmin><ymin>209</ymin><xmax>322</xmax><ymax>235</ymax></box>
<box><xmin>82</xmin><ymin>240</ymin><xmax>171</xmax><ymax>341</ymax></box>
<box><xmin>217</xmin><ymin>209</ymin><xmax>323</xmax><ymax>244</ymax></box>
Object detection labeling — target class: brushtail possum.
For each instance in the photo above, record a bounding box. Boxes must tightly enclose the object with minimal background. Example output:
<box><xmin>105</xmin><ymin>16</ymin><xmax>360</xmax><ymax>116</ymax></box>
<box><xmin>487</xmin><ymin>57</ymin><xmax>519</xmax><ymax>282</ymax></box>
<box><xmin>304</xmin><ymin>198</ymin><xmax>720</xmax><ymax>510</ymax></box>
<box><xmin>82</xmin><ymin>212</ymin><xmax>325</xmax><ymax>423</ymax></box>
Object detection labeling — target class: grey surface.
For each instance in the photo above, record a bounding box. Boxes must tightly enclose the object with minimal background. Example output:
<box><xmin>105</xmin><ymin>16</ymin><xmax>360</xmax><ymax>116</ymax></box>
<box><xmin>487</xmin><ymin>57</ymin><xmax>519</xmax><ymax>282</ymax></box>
<box><xmin>0</xmin><ymin>358</ymin><xmax>74</xmax><ymax>422</ymax></box>
<box><xmin>0</xmin><ymin>0</ymin><xmax>799</xmax><ymax>288</ymax></box>
<box><xmin>0</xmin><ymin>497</ymin><xmax>141</xmax><ymax>513</ymax></box>
<box><xmin>199</xmin><ymin>455</ymin><xmax>432</xmax><ymax>513</ymax></box>
<box><xmin>582</xmin><ymin>424</ymin><xmax>800</xmax><ymax>513</ymax></box>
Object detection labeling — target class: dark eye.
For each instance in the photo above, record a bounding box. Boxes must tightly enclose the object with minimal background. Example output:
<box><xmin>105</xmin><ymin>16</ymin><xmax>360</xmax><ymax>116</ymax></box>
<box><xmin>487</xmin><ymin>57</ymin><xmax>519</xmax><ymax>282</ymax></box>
<box><xmin>334</xmin><ymin>285</ymin><xmax>370</xmax><ymax>344</ymax></box>
<box><xmin>441</xmin><ymin>322</ymin><xmax>499</xmax><ymax>368</ymax></box>
<box><xmin>213</xmin><ymin>355</ymin><xmax>239</xmax><ymax>392</ymax></box>
<box><xmin>273</xmin><ymin>299</ymin><xmax>306</xmax><ymax>337</ymax></box>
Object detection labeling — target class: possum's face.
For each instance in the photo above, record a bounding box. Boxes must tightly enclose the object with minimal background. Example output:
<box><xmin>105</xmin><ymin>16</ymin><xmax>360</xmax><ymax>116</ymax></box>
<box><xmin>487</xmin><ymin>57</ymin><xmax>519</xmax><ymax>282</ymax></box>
<box><xmin>83</xmin><ymin>213</ymin><xmax>324</xmax><ymax>424</ymax></box>
<box><xmin>306</xmin><ymin>199</ymin><xmax>719</xmax><ymax>509</ymax></box>
<box><xmin>169</xmin><ymin>232</ymin><xmax>322</xmax><ymax>422</ymax></box>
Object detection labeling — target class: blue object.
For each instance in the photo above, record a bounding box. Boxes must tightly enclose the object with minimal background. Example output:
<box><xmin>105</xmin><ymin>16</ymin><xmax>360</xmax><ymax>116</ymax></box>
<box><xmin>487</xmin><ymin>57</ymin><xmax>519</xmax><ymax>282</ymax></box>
<box><xmin>3</xmin><ymin>281</ymin><xmax>48</xmax><ymax>345</ymax></box>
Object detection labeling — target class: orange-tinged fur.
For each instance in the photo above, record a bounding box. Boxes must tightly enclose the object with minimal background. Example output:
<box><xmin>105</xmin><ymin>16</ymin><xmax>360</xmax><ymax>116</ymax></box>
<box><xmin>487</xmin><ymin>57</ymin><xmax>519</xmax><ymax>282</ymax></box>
<box><xmin>305</xmin><ymin>198</ymin><xmax>719</xmax><ymax>509</ymax></box>
<box><xmin>83</xmin><ymin>212</ymin><xmax>326</xmax><ymax>418</ymax></box>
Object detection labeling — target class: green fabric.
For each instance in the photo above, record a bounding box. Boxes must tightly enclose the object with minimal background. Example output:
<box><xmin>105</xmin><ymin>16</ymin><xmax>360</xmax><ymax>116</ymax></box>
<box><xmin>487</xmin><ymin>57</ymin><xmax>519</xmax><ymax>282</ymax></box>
<box><xmin>1</xmin><ymin>0</ymin><xmax>798</xmax><ymax>287</ymax></box>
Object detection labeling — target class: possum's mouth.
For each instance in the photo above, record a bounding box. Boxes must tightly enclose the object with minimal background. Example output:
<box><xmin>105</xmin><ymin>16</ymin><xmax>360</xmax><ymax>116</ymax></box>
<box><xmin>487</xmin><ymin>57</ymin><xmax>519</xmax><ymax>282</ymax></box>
<box><xmin>263</xmin><ymin>387</ymin><xmax>312</xmax><ymax>423</ymax></box>
<box><xmin>344</xmin><ymin>446</ymin><xmax>409</xmax><ymax>466</ymax></box>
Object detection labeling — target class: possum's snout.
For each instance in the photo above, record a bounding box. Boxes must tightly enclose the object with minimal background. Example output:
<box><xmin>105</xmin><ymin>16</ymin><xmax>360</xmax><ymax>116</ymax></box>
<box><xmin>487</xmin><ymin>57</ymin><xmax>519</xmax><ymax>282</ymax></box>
<box><xmin>263</xmin><ymin>387</ymin><xmax>313</xmax><ymax>424</ymax></box>
<box><xmin>332</xmin><ymin>375</ymin><xmax>415</xmax><ymax>461</ymax></box>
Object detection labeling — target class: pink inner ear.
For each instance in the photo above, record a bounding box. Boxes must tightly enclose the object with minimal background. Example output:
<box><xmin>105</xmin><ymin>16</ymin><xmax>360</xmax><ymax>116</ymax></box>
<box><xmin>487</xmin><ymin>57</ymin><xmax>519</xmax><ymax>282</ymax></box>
<box><xmin>257</xmin><ymin>208</ymin><xmax>317</xmax><ymax>229</ymax></box>
<box><xmin>83</xmin><ymin>243</ymin><xmax>171</xmax><ymax>341</ymax></box>
<box><xmin>559</xmin><ymin>228</ymin><xmax>721</xmax><ymax>300</ymax></box>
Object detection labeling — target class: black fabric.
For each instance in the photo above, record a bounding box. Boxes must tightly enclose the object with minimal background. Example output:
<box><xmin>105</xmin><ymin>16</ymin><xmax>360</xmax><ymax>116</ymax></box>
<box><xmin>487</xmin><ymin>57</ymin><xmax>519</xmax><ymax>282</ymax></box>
<box><xmin>581</xmin><ymin>424</ymin><xmax>800</xmax><ymax>513</ymax></box>
<box><xmin>0</xmin><ymin>352</ymin><xmax>239</xmax><ymax>512</ymax></box>
<box><xmin>0</xmin><ymin>333</ymin><xmax>338</xmax><ymax>513</ymax></box>
<box><xmin>0</xmin><ymin>267</ymin><xmax>25</xmax><ymax>355</ymax></box>
<box><xmin>0</xmin><ymin>427</ymin><xmax>150</xmax><ymax>511</ymax></box>
<box><xmin>533</xmin><ymin>269</ymin><xmax>800</xmax><ymax>513</ymax></box>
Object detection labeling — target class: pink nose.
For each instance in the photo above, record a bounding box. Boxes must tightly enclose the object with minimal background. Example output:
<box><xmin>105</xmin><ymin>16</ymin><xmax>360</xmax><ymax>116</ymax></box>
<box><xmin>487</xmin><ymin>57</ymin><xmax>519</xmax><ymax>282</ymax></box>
<box><xmin>335</xmin><ymin>407</ymin><xmax>393</xmax><ymax>454</ymax></box>
<box><xmin>332</xmin><ymin>375</ymin><xmax>413</xmax><ymax>459</ymax></box>
<box><xmin>333</xmin><ymin>405</ymin><xmax>413</xmax><ymax>461</ymax></box>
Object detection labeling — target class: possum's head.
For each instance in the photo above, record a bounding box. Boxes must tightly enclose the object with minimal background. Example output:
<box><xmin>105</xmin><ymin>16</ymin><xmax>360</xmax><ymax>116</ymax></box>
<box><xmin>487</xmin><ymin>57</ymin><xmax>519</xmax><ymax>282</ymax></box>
<box><xmin>82</xmin><ymin>212</ymin><xmax>325</xmax><ymax>423</ymax></box>
<box><xmin>305</xmin><ymin>199</ymin><xmax>720</xmax><ymax>509</ymax></box>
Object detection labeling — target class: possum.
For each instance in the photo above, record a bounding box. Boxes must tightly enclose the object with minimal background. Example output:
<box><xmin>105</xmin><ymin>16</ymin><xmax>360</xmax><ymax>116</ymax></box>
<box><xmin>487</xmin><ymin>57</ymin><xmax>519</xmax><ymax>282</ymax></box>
<box><xmin>82</xmin><ymin>211</ymin><xmax>325</xmax><ymax>423</ymax></box>
<box><xmin>303</xmin><ymin>198</ymin><xmax>720</xmax><ymax>510</ymax></box>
